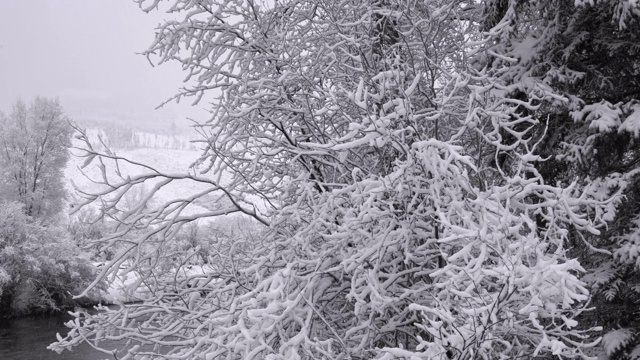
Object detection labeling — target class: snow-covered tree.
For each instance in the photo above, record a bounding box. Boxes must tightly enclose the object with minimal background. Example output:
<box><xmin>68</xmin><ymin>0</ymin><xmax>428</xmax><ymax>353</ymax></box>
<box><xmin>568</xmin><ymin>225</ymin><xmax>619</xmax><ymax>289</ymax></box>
<box><xmin>0</xmin><ymin>98</ymin><xmax>99</xmax><ymax>316</ymax></box>
<box><xmin>51</xmin><ymin>0</ymin><xmax>639</xmax><ymax>358</ymax></box>
<box><xmin>0</xmin><ymin>97</ymin><xmax>73</xmax><ymax>220</ymax></box>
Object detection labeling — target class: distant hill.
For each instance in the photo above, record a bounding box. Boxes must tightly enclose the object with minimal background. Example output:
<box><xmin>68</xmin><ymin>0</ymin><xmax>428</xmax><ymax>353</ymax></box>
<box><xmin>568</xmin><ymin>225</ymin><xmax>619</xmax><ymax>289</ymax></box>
<box><xmin>79</xmin><ymin>126</ymin><xmax>201</xmax><ymax>151</ymax></box>
<box><xmin>70</xmin><ymin>106</ymin><xmax>200</xmax><ymax>136</ymax></box>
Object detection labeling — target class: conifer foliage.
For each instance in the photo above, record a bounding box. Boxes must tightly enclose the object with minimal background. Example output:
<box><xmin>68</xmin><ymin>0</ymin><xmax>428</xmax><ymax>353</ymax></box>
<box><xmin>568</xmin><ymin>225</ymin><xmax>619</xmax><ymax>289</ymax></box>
<box><xmin>52</xmin><ymin>0</ymin><xmax>640</xmax><ymax>359</ymax></box>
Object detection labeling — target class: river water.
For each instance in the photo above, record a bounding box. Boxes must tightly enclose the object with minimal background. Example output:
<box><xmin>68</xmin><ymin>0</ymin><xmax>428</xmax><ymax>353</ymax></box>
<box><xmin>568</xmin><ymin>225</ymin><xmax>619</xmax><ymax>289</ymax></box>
<box><xmin>0</xmin><ymin>310</ymin><xmax>126</xmax><ymax>360</ymax></box>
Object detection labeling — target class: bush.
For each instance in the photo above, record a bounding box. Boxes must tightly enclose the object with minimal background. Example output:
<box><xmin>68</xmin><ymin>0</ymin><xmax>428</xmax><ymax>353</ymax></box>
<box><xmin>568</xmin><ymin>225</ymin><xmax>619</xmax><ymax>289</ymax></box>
<box><xmin>0</xmin><ymin>201</ymin><xmax>101</xmax><ymax>317</ymax></box>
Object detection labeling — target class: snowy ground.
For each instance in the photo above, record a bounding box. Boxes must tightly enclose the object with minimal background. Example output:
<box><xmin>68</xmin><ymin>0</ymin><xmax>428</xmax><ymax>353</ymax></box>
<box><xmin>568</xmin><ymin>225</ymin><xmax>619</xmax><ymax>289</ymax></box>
<box><xmin>65</xmin><ymin>132</ymin><xmax>269</xmax><ymax>219</ymax></box>
<box><xmin>65</xmin><ymin>134</ymin><xmax>220</xmax><ymax>217</ymax></box>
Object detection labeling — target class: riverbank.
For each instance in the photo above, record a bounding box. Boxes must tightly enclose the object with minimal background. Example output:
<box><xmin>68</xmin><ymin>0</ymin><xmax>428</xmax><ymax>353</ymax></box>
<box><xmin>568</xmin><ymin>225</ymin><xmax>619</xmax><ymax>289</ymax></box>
<box><xmin>1</xmin><ymin>262</ymin><xmax>215</xmax><ymax>321</ymax></box>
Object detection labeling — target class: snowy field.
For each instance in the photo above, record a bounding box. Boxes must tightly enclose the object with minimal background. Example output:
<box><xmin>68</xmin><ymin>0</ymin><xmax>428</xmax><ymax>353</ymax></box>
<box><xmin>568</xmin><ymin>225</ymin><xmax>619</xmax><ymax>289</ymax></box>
<box><xmin>65</xmin><ymin>133</ymin><xmax>219</xmax><ymax>217</ymax></box>
<box><xmin>64</xmin><ymin>130</ymin><xmax>259</xmax><ymax>302</ymax></box>
<box><xmin>65</xmin><ymin>132</ymin><xmax>269</xmax><ymax>219</ymax></box>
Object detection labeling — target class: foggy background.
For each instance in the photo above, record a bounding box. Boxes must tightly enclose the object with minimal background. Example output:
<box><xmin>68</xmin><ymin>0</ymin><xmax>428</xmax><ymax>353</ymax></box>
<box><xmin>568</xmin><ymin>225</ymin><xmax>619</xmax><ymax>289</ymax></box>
<box><xmin>0</xmin><ymin>0</ymin><xmax>207</xmax><ymax>132</ymax></box>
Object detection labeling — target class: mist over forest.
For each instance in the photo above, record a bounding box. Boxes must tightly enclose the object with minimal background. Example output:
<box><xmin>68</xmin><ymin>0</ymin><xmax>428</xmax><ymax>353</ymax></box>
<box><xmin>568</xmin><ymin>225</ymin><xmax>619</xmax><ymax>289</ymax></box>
<box><xmin>2</xmin><ymin>1</ymin><xmax>640</xmax><ymax>360</ymax></box>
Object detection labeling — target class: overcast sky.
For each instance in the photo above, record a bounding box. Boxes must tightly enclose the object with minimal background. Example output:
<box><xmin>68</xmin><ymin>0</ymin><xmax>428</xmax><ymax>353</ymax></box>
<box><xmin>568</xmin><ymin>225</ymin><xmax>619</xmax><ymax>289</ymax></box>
<box><xmin>0</xmin><ymin>0</ymin><xmax>205</xmax><ymax>130</ymax></box>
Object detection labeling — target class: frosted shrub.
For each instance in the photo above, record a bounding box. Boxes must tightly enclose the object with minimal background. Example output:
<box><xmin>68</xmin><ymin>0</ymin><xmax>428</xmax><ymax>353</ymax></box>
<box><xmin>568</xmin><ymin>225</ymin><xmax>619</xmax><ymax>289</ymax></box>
<box><xmin>51</xmin><ymin>0</ymin><xmax>638</xmax><ymax>358</ymax></box>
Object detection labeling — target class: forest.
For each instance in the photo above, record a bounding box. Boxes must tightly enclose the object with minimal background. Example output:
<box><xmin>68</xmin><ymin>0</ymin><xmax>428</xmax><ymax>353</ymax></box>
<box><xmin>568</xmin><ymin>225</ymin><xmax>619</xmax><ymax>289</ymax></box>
<box><xmin>2</xmin><ymin>0</ymin><xmax>640</xmax><ymax>359</ymax></box>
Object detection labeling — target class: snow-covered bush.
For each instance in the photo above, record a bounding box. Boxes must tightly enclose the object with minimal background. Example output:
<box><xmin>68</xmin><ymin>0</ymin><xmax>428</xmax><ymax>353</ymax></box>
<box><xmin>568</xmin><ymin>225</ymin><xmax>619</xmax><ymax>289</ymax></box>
<box><xmin>51</xmin><ymin>0</ymin><xmax>640</xmax><ymax>358</ymax></box>
<box><xmin>0</xmin><ymin>202</ymin><xmax>100</xmax><ymax>316</ymax></box>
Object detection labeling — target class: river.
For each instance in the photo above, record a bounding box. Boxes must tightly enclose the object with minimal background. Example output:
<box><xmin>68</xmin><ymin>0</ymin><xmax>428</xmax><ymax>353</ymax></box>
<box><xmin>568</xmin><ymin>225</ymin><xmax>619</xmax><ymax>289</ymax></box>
<box><xmin>0</xmin><ymin>309</ymin><xmax>127</xmax><ymax>360</ymax></box>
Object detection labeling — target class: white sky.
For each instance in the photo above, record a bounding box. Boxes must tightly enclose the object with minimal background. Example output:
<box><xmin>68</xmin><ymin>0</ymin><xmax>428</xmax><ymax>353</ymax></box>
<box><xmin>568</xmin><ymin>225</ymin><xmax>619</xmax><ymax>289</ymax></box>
<box><xmin>0</xmin><ymin>0</ymin><xmax>205</xmax><ymax>130</ymax></box>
